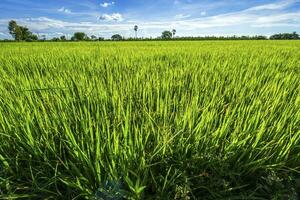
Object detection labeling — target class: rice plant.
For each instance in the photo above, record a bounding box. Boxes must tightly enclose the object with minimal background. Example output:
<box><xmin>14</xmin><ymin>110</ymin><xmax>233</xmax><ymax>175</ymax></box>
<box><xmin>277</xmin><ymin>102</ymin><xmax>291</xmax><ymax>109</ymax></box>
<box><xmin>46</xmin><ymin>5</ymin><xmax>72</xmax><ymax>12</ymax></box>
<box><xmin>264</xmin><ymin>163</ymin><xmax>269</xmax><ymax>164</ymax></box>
<box><xmin>0</xmin><ymin>41</ymin><xmax>299</xmax><ymax>199</ymax></box>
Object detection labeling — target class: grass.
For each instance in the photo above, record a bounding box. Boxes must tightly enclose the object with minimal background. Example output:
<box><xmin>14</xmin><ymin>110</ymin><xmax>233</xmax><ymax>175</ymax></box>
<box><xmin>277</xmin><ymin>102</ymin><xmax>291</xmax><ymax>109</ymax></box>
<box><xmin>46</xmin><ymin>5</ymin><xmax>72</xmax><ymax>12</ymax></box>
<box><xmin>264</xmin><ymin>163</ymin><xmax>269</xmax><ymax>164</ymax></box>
<box><xmin>0</xmin><ymin>41</ymin><xmax>299</xmax><ymax>199</ymax></box>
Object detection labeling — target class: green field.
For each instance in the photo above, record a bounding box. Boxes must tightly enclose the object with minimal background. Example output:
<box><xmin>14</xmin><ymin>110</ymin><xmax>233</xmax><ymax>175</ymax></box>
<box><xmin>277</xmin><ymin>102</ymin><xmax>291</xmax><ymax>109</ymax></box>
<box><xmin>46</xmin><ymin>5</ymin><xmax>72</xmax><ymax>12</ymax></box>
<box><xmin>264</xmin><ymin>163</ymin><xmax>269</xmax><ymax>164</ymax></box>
<box><xmin>0</xmin><ymin>41</ymin><xmax>300</xmax><ymax>199</ymax></box>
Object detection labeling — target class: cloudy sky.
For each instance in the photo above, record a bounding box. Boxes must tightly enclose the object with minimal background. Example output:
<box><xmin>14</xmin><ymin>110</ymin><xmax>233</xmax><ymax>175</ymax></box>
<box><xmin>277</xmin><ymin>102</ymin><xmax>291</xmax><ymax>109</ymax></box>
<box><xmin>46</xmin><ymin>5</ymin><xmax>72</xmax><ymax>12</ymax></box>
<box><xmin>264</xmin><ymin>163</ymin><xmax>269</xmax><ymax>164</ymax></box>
<box><xmin>0</xmin><ymin>0</ymin><xmax>300</xmax><ymax>39</ymax></box>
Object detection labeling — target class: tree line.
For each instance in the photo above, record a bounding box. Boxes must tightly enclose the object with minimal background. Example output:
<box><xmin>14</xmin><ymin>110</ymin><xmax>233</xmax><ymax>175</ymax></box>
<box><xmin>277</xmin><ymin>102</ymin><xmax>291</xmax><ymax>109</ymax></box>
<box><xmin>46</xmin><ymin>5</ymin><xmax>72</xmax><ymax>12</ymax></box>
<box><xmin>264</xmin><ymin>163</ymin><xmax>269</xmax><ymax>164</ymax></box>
<box><xmin>3</xmin><ymin>20</ymin><xmax>300</xmax><ymax>42</ymax></box>
<box><xmin>8</xmin><ymin>20</ymin><xmax>38</xmax><ymax>41</ymax></box>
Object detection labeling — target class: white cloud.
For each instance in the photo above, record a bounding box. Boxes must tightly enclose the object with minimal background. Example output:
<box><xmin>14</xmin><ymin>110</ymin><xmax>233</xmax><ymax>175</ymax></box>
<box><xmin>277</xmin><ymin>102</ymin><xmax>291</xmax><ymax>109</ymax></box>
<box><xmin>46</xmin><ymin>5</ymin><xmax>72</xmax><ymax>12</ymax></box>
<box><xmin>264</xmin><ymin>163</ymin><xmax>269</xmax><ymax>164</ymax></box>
<box><xmin>1</xmin><ymin>5</ymin><xmax>300</xmax><ymax>34</ymax></box>
<box><xmin>175</xmin><ymin>14</ymin><xmax>191</xmax><ymax>19</ymax></box>
<box><xmin>99</xmin><ymin>13</ymin><xmax>123</xmax><ymax>21</ymax></box>
<box><xmin>247</xmin><ymin>0</ymin><xmax>299</xmax><ymax>11</ymax></box>
<box><xmin>253</xmin><ymin>13</ymin><xmax>300</xmax><ymax>26</ymax></box>
<box><xmin>0</xmin><ymin>17</ymin><xmax>132</xmax><ymax>35</ymax></box>
<box><xmin>57</xmin><ymin>7</ymin><xmax>72</xmax><ymax>14</ymax></box>
<box><xmin>200</xmin><ymin>11</ymin><xmax>206</xmax><ymax>16</ymax></box>
<box><xmin>100</xmin><ymin>1</ymin><xmax>115</xmax><ymax>8</ymax></box>
<box><xmin>0</xmin><ymin>0</ymin><xmax>300</xmax><ymax>39</ymax></box>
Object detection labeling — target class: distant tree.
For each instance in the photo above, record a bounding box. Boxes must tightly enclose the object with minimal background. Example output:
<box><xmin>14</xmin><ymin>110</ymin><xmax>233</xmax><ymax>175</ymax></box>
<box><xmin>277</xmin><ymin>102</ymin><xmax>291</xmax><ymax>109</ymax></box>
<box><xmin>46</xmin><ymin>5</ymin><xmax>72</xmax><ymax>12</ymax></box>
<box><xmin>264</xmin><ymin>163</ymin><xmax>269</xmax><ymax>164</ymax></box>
<box><xmin>8</xmin><ymin>21</ymin><xmax>17</xmax><ymax>33</ymax></box>
<box><xmin>111</xmin><ymin>34</ymin><xmax>123</xmax><ymax>41</ymax></box>
<box><xmin>8</xmin><ymin>20</ymin><xmax>37</xmax><ymax>41</ymax></box>
<box><xmin>172</xmin><ymin>29</ymin><xmax>176</xmax><ymax>38</ymax></box>
<box><xmin>91</xmin><ymin>35</ymin><xmax>97</xmax><ymax>41</ymax></box>
<box><xmin>98</xmin><ymin>37</ymin><xmax>105</xmax><ymax>41</ymax></box>
<box><xmin>72</xmin><ymin>32</ymin><xmax>87</xmax><ymax>41</ymax></box>
<box><xmin>19</xmin><ymin>26</ymin><xmax>31</xmax><ymax>40</ymax></box>
<box><xmin>27</xmin><ymin>34</ymin><xmax>38</xmax><ymax>41</ymax></box>
<box><xmin>8</xmin><ymin>20</ymin><xmax>21</xmax><ymax>40</ymax></box>
<box><xmin>270</xmin><ymin>32</ymin><xmax>299</xmax><ymax>40</ymax></box>
<box><xmin>51</xmin><ymin>37</ymin><xmax>60</xmax><ymax>42</ymax></box>
<box><xmin>253</xmin><ymin>35</ymin><xmax>267</xmax><ymax>40</ymax></box>
<box><xmin>161</xmin><ymin>31</ymin><xmax>172</xmax><ymax>40</ymax></box>
<box><xmin>134</xmin><ymin>25</ymin><xmax>138</xmax><ymax>39</ymax></box>
<box><xmin>41</xmin><ymin>35</ymin><xmax>46</xmax><ymax>41</ymax></box>
<box><xmin>292</xmin><ymin>31</ymin><xmax>299</xmax><ymax>39</ymax></box>
<box><xmin>60</xmin><ymin>35</ymin><xmax>66</xmax><ymax>41</ymax></box>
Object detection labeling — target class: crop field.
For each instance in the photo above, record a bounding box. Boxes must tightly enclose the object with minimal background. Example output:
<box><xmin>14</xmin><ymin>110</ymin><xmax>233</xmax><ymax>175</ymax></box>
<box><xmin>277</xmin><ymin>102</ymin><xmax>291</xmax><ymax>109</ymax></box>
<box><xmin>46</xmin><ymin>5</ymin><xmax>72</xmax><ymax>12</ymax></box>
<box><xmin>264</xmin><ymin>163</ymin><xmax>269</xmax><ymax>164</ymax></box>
<box><xmin>0</xmin><ymin>41</ymin><xmax>300</xmax><ymax>199</ymax></box>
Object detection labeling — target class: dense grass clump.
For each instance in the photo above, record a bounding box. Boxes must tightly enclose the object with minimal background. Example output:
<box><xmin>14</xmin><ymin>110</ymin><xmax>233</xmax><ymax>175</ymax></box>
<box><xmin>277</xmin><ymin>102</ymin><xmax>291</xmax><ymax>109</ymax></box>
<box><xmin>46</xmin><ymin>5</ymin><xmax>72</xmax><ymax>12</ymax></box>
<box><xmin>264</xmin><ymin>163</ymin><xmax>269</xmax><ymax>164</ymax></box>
<box><xmin>0</xmin><ymin>41</ymin><xmax>300</xmax><ymax>199</ymax></box>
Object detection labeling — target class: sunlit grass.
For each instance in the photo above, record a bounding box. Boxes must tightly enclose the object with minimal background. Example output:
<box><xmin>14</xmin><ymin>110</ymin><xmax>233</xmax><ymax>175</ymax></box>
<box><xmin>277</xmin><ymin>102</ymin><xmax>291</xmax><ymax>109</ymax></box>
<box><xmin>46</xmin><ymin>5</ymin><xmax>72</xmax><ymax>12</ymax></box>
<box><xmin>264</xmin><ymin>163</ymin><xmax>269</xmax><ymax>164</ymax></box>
<box><xmin>0</xmin><ymin>41</ymin><xmax>300</xmax><ymax>199</ymax></box>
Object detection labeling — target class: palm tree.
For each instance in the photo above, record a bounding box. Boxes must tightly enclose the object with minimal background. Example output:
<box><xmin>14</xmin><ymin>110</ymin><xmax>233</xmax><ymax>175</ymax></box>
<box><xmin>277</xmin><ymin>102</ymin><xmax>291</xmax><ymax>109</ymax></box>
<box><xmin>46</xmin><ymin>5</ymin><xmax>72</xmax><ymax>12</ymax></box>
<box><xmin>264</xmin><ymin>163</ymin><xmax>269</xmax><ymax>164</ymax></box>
<box><xmin>134</xmin><ymin>25</ymin><xmax>138</xmax><ymax>39</ymax></box>
<box><xmin>172</xmin><ymin>29</ymin><xmax>176</xmax><ymax>38</ymax></box>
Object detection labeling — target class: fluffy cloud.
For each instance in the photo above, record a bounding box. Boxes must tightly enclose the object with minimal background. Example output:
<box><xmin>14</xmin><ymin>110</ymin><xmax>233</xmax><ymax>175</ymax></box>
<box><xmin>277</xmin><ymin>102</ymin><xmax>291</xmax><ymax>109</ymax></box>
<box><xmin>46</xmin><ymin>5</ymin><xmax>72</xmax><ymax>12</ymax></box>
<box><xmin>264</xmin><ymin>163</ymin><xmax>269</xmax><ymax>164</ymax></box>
<box><xmin>57</xmin><ymin>7</ymin><xmax>72</xmax><ymax>14</ymax></box>
<box><xmin>100</xmin><ymin>2</ymin><xmax>115</xmax><ymax>8</ymax></box>
<box><xmin>99</xmin><ymin>13</ymin><xmax>123</xmax><ymax>21</ymax></box>
<box><xmin>200</xmin><ymin>11</ymin><xmax>206</xmax><ymax>16</ymax></box>
<box><xmin>0</xmin><ymin>0</ymin><xmax>299</xmax><ymax>39</ymax></box>
<box><xmin>175</xmin><ymin>14</ymin><xmax>191</xmax><ymax>19</ymax></box>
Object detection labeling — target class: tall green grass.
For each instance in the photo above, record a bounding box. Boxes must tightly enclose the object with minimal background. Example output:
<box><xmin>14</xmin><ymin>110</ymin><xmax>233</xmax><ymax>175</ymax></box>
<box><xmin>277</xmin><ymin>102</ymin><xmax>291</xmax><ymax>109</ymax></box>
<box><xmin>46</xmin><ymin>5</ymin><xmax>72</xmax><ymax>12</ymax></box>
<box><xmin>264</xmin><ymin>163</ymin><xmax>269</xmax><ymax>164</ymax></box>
<box><xmin>0</xmin><ymin>41</ymin><xmax>299</xmax><ymax>199</ymax></box>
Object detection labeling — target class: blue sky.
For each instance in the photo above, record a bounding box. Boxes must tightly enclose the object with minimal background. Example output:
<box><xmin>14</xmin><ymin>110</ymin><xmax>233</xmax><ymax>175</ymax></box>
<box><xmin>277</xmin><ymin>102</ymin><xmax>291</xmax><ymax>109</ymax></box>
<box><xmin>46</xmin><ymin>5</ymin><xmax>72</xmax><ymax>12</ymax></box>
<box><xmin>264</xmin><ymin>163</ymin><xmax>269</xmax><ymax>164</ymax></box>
<box><xmin>0</xmin><ymin>0</ymin><xmax>300</xmax><ymax>39</ymax></box>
